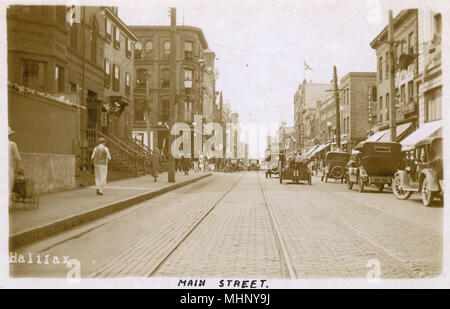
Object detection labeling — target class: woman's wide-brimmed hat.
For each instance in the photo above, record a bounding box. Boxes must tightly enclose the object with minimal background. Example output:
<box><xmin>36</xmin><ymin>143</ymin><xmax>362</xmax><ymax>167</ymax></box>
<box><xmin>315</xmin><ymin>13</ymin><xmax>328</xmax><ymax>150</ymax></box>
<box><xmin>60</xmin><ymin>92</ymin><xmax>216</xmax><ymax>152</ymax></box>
<box><xmin>97</xmin><ymin>137</ymin><xmax>106</xmax><ymax>143</ymax></box>
<box><xmin>8</xmin><ymin>127</ymin><xmax>15</xmax><ymax>136</ymax></box>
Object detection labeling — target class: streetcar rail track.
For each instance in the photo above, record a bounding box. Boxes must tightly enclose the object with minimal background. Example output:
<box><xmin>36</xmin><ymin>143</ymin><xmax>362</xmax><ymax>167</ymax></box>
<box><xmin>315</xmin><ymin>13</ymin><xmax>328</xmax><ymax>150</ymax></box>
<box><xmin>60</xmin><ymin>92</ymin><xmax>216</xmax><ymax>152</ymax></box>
<box><xmin>268</xmin><ymin>178</ymin><xmax>431</xmax><ymax>279</ymax></box>
<box><xmin>257</xmin><ymin>172</ymin><xmax>297</xmax><ymax>279</ymax></box>
<box><xmin>89</xmin><ymin>173</ymin><xmax>246</xmax><ymax>278</ymax></box>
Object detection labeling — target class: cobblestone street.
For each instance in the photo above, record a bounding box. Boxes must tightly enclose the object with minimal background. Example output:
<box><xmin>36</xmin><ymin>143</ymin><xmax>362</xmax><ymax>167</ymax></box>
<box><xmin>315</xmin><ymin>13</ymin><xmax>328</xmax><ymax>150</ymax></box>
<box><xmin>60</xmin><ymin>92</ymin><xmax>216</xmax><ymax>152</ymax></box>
<box><xmin>10</xmin><ymin>172</ymin><xmax>443</xmax><ymax>280</ymax></box>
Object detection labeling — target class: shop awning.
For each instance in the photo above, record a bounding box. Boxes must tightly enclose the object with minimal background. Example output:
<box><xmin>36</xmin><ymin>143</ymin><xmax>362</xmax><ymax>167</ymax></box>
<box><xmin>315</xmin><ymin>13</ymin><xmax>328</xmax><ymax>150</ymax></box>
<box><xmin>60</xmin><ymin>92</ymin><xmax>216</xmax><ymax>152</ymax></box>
<box><xmin>305</xmin><ymin>144</ymin><xmax>320</xmax><ymax>156</ymax></box>
<box><xmin>354</xmin><ymin>121</ymin><xmax>414</xmax><ymax>149</ymax></box>
<box><xmin>378</xmin><ymin>122</ymin><xmax>414</xmax><ymax>142</ymax></box>
<box><xmin>400</xmin><ymin>120</ymin><xmax>442</xmax><ymax>151</ymax></box>
<box><xmin>310</xmin><ymin>143</ymin><xmax>330</xmax><ymax>157</ymax></box>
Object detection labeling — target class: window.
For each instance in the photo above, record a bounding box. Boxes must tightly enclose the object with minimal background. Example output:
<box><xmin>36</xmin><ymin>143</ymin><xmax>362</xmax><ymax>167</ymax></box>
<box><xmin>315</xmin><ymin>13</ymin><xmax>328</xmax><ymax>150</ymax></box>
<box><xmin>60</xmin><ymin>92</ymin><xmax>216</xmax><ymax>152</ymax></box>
<box><xmin>125</xmin><ymin>72</ymin><xmax>130</xmax><ymax>95</ymax></box>
<box><xmin>379</xmin><ymin>96</ymin><xmax>383</xmax><ymax>123</ymax></box>
<box><xmin>22</xmin><ymin>60</ymin><xmax>45</xmax><ymax>91</ymax></box>
<box><xmin>161</xmin><ymin>68</ymin><xmax>170</xmax><ymax>88</ymax></box>
<box><xmin>434</xmin><ymin>13</ymin><xmax>442</xmax><ymax>36</ymax></box>
<box><xmin>135</xmin><ymin>42</ymin><xmax>142</xmax><ymax>59</ymax></box>
<box><xmin>408</xmin><ymin>32</ymin><xmax>414</xmax><ymax>54</ymax></box>
<box><xmin>425</xmin><ymin>87</ymin><xmax>442</xmax><ymax>122</ymax></box>
<box><xmin>145</xmin><ymin>41</ymin><xmax>153</xmax><ymax>53</ymax></box>
<box><xmin>161</xmin><ymin>98</ymin><xmax>169</xmax><ymax>122</ymax></box>
<box><xmin>104</xmin><ymin>59</ymin><xmax>111</xmax><ymax>87</ymax></box>
<box><xmin>55</xmin><ymin>65</ymin><xmax>64</xmax><ymax>92</ymax></box>
<box><xmin>70</xmin><ymin>24</ymin><xmax>78</xmax><ymax>51</ymax></box>
<box><xmin>385</xmin><ymin>93</ymin><xmax>390</xmax><ymax>121</ymax></box>
<box><xmin>184</xmin><ymin>41</ymin><xmax>193</xmax><ymax>60</ymax></box>
<box><xmin>184</xmin><ymin>69</ymin><xmax>193</xmax><ymax>81</ymax></box>
<box><xmin>408</xmin><ymin>81</ymin><xmax>414</xmax><ymax>103</ymax></box>
<box><xmin>91</xmin><ymin>27</ymin><xmax>97</xmax><ymax>63</ymax></box>
<box><xmin>378</xmin><ymin>56</ymin><xmax>383</xmax><ymax>82</ymax></box>
<box><xmin>400</xmin><ymin>84</ymin><xmax>405</xmax><ymax>103</ymax></box>
<box><xmin>113</xmin><ymin>64</ymin><xmax>120</xmax><ymax>91</ymax></box>
<box><xmin>105</xmin><ymin>19</ymin><xmax>112</xmax><ymax>42</ymax></box>
<box><xmin>126</xmin><ymin>38</ymin><xmax>132</xmax><ymax>58</ymax></box>
<box><xmin>136</xmin><ymin>68</ymin><xmax>148</xmax><ymax>88</ymax></box>
<box><xmin>163</xmin><ymin>41</ymin><xmax>171</xmax><ymax>55</ymax></box>
<box><xmin>385</xmin><ymin>52</ymin><xmax>389</xmax><ymax>80</ymax></box>
<box><xmin>134</xmin><ymin>99</ymin><xmax>145</xmax><ymax>121</ymax></box>
<box><xmin>114</xmin><ymin>26</ymin><xmax>120</xmax><ymax>49</ymax></box>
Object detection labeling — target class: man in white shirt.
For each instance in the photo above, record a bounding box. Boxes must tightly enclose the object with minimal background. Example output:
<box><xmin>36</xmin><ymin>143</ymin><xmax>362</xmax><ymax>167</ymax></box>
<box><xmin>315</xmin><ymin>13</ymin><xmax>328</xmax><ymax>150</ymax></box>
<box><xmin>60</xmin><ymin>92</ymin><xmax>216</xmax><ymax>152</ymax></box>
<box><xmin>91</xmin><ymin>137</ymin><xmax>111</xmax><ymax>195</ymax></box>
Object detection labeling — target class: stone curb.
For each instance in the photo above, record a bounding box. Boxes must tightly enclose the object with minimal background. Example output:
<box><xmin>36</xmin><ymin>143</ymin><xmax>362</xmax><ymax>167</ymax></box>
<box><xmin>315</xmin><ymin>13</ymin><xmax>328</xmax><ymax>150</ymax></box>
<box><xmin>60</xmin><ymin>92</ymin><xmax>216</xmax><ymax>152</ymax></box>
<box><xmin>9</xmin><ymin>173</ymin><xmax>212</xmax><ymax>250</ymax></box>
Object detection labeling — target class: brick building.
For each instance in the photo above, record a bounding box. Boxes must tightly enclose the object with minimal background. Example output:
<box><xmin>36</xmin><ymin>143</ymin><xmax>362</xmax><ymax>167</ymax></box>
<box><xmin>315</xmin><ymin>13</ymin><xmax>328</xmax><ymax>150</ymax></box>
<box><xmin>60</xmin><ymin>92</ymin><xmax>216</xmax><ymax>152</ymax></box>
<box><xmin>293</xmin><ymin>80</ymin><xmax>333</xmax><ymax>151</ymax></box>
<box><xmin>129</xmin><ymin>25</ymin><xmax>210</xmax><ymax>155</ymax></box>
<box><xmin>369</xmin><ymin>9</ymin><xmax>419</xmax><ymax>137</ymax></box>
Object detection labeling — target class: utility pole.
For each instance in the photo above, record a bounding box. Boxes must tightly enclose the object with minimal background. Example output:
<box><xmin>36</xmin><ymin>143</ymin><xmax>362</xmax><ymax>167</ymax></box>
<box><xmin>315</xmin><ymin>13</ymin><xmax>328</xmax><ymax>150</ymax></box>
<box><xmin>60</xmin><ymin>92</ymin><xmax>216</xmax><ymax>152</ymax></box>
<box><xmin>333</xmin><ymin>66</ymin><xmax>341</xmax><ymax>149</ymax></box>
<box><xmin>388</xmin><ymin>10</ymin><xmax>397</xmax><ymax>142</ymax></box>
<box><xmin>168</xmin><ymin>7</ymin><xmax>176</xmax><ymax>182</ymax></box>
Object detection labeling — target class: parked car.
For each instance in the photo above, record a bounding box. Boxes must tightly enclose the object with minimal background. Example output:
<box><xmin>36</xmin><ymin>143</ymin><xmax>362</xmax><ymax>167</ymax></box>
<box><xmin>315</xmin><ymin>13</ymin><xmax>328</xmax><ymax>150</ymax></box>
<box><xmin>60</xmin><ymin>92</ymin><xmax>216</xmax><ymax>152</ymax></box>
<box><xmin>279</xmin><ymin>158</ymin><xmax>311</xmax><ymax>185</ymax></box>
<box><xmin>347</xmin><ymin>141</ymin><xmax>401</xmax><ymax>192</ymax></box>
<box><xmin>321</xmin><ymin>151</ymin><xmax>350</xmax><ymax>183</ymax></box>
<box><xmin>392</xmin><ymin>136</ymin><xmax>443</xmax><ymax>206</ymax></box>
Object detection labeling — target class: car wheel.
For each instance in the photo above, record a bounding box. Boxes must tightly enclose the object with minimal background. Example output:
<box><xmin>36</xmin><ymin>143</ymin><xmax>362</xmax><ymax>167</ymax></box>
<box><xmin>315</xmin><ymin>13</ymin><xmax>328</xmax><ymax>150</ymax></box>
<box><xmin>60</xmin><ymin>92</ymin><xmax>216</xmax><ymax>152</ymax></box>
<box><xmin>377</xmin><ymin>184</ymin><xmax>384</xmax><ymax>192</ymax></box>
<box><xmin>392</xmin><ymin>175</ymin><xmax>411</xmax><ymax>200</ymax></box>
<box><xmin>358</xmin><ymin>179</ymin><xmax>365</xmax><ymax>193</ymax></box>
<box><xmin>421</xmin><ymin>177</ymin><xmax>436</xmax><ymax>207</ymax></box>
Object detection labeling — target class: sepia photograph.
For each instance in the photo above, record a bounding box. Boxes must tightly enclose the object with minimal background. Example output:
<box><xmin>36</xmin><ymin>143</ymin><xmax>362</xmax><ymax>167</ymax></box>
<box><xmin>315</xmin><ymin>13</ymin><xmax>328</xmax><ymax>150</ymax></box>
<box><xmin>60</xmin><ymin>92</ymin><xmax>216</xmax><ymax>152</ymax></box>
<box><xmin>1</xmin><ymin>0</ymin><xmax>448</xmax><ymax>291</ymax></box>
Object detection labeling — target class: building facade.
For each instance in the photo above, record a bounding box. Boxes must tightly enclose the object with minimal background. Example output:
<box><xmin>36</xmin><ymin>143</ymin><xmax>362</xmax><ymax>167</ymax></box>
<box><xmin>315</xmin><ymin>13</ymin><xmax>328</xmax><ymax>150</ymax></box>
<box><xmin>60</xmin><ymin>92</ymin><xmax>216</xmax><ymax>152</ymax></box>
<box><xmin>293</xmin><ymin>80</ymin><xmax>333</xmax><ymax>151</ymax></box>
<box><xmin>130</xmin><ymin>25</ymin><xmax>209</xmax><ymax>155</ymax></box>
<box><xmin>369</xmin><ymin>9</ymin><xmax>419</xmax><ymax>134</ymax></box>
<box><xmin>338</xmin><ymin>72</ymin><xmax>377</xmax><ymax>150</ymax></box>
<box><xmin>101</xmin><ymin>7</ymin><xmax>138</xmax><ymax>138</ymax></box>
<box><xmin>417</xmin><ymin>8</ymin><xmax>442</xmax><ymax>126</ymax></box>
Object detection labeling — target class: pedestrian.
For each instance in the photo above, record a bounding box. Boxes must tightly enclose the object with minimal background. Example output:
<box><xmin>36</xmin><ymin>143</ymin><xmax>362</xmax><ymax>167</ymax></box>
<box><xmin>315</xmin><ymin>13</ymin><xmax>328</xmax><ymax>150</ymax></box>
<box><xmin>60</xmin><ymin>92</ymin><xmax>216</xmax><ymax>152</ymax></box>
<box><xmin>152</xmin><ymin>148</ymin><xmax>160</xmax><ymax>182</ymax></box>
<box><xmin>91</xmin><ymin>137</ymin><xmax>111</xmax><ymax>195</ymax></box>
<box><xmin>182</xmin><ymin>155</ymin><xmax>190</xmax><ymax>176</ymax></box>
<box><xmin>295</xmin><ymin>151</ymin><xmax>302</xmax><ymax>176</ymax></box>
<box><xmin>9</xmin><ymin>127</ymin><xmax>21</xmax><ymax>209</ymax></box>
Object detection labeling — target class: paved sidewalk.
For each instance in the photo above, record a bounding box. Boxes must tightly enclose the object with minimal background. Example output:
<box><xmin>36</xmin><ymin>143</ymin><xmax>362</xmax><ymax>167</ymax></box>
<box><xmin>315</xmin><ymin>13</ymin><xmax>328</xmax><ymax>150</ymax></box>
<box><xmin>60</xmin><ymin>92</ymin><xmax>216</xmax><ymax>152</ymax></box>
<box><xmin>9</xmin><ymin>171</ymin><xmax>211</xmax><ymax>249</ymax></box>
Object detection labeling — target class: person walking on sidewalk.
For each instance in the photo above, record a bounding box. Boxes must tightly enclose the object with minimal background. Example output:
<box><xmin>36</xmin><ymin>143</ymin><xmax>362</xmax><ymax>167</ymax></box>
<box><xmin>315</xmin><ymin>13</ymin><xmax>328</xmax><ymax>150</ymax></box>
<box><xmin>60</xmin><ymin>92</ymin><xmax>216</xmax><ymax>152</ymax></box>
<box><xmin>91</xmin><ymin>137</ymin><xmax>111</xmax><ymax>195</ymax></box>
<box><xmin>9</xmin><ymin>127</ymin><xmax>21</xmax><ymax>208</ymax></box>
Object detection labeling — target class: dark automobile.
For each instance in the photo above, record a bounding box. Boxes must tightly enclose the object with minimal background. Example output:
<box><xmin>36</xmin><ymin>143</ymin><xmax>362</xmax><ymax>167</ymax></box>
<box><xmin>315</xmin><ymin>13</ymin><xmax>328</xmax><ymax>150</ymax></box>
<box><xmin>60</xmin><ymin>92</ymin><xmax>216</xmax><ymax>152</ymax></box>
<box><xmin>248</xmin><ymin>159</ymin><xmax>260</xmax><ymax>171</ymax></box>
<box><xmin>392</xmin><ymin>136</ymin><xmax>443</xmax><ymax>206</ymax></box>
<box><xmin>321</xmin><ymin>151</ymin><xmax>350</xmax><ymax>183</ymax></box>
<box><xmin>279</xmin><ymin>157</ymin><xmax>311</xmax><ymax>185</ymax></box>
<box><xmin>347</xmin><ymin>142</ymin><xmax>402</xmax><ymax>192</ymax></box>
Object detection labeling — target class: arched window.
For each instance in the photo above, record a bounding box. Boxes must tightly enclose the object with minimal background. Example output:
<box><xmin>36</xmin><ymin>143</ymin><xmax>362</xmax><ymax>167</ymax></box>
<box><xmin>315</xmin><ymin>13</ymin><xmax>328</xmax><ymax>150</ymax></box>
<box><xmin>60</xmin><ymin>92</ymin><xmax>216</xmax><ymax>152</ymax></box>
<box><xmin>145</xmin><ymin>41</ymin><xmax>153</xmax><ymax>52</ymax></box>
<box><xmin>135</xmin><ymin>41</ymin><xmax>142</xmax><ymax>59</ymax></box>
<box><xmin>163</xmin><ymin>41</ymin><xmax>170</xmax><ymax>55</ymax></box>
<box><xmin>136</xmin><ymin>68</ymin><xmax>148</xmax><ymax>88</ymax></box>
<box><xmin>91</xmin><ymin>21</ymin><xmax>98</xmax><ymax>63</ymax></box>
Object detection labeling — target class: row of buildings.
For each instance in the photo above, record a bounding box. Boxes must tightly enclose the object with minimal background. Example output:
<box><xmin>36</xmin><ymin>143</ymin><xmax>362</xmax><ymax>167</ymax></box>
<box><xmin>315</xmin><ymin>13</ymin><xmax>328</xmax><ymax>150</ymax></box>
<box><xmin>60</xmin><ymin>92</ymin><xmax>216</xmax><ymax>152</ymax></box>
<box><xmin>290</xmin><ymin>8</ymin><xmax>442</xmax><ymax>157</ymax></box>
<box><xmin>7</xmin><ymin>5</ymin><xmax>237</xmax><ymax>193</ymax></box>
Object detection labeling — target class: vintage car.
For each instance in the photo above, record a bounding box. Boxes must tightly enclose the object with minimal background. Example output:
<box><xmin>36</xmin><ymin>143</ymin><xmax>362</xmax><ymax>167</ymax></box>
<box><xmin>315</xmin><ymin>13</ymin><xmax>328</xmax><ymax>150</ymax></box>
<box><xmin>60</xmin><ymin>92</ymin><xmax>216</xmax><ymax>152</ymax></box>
<box><xmin>347</xmin><ymin>141</ymin><xmax>401</xmax><ymax>192</ymax></box>
<box><xmin>321</xmin><ymin>151</ymin><xmax>350</xmax><ymax>183</ymax></box>
<box><xmin>248</xmin><ymin>159</ymin><xmax>260</xmax><ymax>171</ymax></box>
<box><xmin>392</xmin><ymin>136</ymin><xmax>443</xmax><ymax>206</ymax></box>
<box><xmin>265</xmin><ymin>152</ymin><xmax>281</xmax><ymax>178</ymax></box>
<box><xmin>230</xmin><ymin>159</ymin><xmax>241</xmax><ymax>172</ymax></box>
<box><xmin>279</xmin><ymin>158</ymin><xmax>311</xmax><ymax>185</ymax></box>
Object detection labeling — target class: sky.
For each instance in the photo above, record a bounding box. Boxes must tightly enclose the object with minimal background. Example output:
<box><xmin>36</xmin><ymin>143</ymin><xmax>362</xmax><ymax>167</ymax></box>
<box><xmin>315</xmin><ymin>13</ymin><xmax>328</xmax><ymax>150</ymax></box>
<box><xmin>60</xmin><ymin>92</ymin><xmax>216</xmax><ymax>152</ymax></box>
<box><xmin>114</xmin><ymin>0</ymin><xmax>447</xmax><ymax>157</ymax></box>
<box><xmin>1</xmin><ymin>0</ymin><xmax>447</xmax><ymax>159</ymax></box>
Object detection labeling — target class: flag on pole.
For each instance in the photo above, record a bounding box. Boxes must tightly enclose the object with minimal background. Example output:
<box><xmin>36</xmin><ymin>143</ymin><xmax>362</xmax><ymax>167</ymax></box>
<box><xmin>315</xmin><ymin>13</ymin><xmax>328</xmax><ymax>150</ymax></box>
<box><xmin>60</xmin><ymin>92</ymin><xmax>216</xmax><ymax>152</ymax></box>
<box><xmin>304</xmin><ymin>60</ymin><xmax>313</xmax><ymax>71</ymax></box>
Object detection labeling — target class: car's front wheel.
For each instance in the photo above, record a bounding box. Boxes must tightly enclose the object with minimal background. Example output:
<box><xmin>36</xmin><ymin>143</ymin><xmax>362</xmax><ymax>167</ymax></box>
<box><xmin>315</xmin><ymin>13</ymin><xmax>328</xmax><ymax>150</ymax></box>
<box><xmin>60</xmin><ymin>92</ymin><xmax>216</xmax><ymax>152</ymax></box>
<box><xmin>421</xmin><ymin>177</ymin><xmax>436</xmax><ymax>207</ymax></box>
<box><xmin>392</xmin><ymin>174</ymin><xmax>411</xmax><ymax>200</ymax></box>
